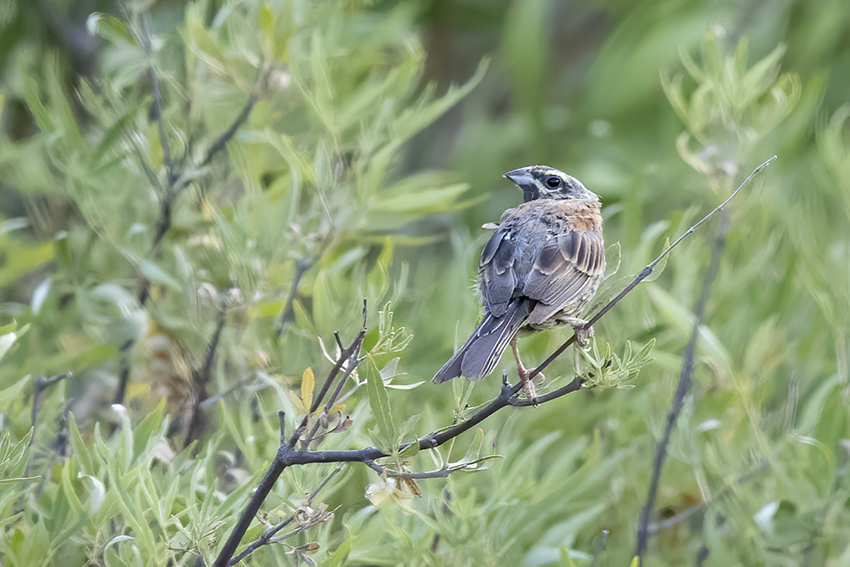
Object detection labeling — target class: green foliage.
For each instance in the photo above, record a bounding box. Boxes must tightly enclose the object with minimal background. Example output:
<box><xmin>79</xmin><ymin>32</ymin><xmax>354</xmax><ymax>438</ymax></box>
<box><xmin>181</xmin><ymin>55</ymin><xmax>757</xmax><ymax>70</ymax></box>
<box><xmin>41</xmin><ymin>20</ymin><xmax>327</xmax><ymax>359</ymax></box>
<box><xmin>1</xmin><ymin>0</ymin><xmax>850</xmax><ymax>565</ymax></box>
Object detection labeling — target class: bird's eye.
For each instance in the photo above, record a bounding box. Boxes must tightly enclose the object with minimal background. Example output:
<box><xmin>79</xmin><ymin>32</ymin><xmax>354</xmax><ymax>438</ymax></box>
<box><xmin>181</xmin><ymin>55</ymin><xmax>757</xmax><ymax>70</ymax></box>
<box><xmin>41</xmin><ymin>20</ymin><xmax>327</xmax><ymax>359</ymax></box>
<box><xmin>545</xmin><ymin>176</ymin><xmax>561</xmax><ymax>188</ymax></box>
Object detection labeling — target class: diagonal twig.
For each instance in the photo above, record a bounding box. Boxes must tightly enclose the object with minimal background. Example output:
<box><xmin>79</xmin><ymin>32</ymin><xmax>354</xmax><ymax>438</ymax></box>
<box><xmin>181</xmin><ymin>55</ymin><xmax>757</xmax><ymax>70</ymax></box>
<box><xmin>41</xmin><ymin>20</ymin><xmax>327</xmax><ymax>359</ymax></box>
<box><xmin>646</xmin><ymin>458</ymin><xmax>768</xmax><ymax>536</ymax></box>
<box><xmin>202</xmin><ymin>93</ymin><xmax>260</xmax><ymax>168</ymax></box>
<box><xmin>276</xmin><ymin>257</ymin><xmax>316</xmax><ymax>336</ymax></box>
<box><xmin>185</xmin><ymin>298</ymin><xmax>228</xmax><ymax>445</ymax></box>
<box><xmin>229</xmin><ymin>463</ymin><xmax>344</xmax><ymax>566</ymax></box>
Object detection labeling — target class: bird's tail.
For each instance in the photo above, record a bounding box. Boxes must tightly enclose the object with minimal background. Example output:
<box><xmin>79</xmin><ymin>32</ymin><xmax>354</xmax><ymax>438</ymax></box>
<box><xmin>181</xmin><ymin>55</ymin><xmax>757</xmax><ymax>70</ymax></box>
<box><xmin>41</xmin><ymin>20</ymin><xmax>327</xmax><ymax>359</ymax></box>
<box><xmin>432</xmin><ymin>300</ymin><xmax>531</xmax><ymax>383</ymax></box>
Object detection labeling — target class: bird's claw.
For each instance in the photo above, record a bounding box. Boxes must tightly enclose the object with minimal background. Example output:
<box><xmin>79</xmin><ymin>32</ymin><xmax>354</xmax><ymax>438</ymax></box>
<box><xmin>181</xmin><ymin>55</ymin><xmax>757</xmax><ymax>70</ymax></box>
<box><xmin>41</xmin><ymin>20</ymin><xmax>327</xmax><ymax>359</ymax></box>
<box><xmin>565</xmin><ymin>317</ymin><xmax>593</xmax><ymax>348</ymax></box>
<box><xmin>517</xmin><ymin>365</ymin><xmax>540</xmax><ymax>407</ymax></box>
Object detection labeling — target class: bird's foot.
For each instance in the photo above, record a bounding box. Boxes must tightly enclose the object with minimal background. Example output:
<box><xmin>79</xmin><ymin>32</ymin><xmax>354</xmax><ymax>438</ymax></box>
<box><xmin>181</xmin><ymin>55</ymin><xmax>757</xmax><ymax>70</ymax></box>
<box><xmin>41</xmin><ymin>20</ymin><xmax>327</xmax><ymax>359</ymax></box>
<box><xmin>516</xmin><ymin>364</ymin><xmax>542</xmax><ymax>406</ymax></box>
<box><xmin>511</xmin><ymin>337</ymin><xmax>543</xmax><ymax>406</ymax></box>
<box><xmin>565</xmin><ymin>317</ymin><xmax>594</xmax><ymax>348</ymax></box>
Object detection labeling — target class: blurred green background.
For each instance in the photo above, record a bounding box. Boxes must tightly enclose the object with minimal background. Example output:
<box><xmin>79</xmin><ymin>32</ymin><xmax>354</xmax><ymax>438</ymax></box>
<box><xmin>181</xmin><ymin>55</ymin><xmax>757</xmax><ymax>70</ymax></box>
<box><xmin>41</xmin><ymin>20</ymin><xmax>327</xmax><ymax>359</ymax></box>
<box><xmin>1</xmin><ymin>0</ymin><xmax>849</xmax><ymax>565</ymax></box>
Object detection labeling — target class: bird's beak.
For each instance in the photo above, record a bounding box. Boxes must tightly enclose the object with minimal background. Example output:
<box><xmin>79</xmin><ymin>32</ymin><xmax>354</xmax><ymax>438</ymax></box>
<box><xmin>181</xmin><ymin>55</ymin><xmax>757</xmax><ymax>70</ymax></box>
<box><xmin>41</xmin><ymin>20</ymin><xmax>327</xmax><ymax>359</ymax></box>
<box><xmin>503</xmin><ymin>168</ymin><xmax>539</xmax><ymax>202</ymax></box>
<box><xmin>502</xmin><ymin>168</ymin><xmax>535</xmax><ymax>186</ymax></box>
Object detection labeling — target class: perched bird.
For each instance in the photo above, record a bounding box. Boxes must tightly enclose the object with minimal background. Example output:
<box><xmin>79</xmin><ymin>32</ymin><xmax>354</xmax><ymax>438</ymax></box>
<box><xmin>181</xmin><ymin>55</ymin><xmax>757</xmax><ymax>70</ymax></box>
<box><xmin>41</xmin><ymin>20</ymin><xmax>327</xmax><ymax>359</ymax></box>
<box><xmin>433</xmin><ymin>165</ymin><xmax>606</xmax><ymax>397</ymax></box>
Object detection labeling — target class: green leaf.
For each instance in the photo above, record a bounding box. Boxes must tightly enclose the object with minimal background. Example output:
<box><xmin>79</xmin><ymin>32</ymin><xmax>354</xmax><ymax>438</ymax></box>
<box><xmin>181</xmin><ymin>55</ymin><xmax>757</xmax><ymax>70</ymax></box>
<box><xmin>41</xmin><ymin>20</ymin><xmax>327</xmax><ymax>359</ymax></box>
<box><xmin>86</xmin><ymin>13</ymin><xmax>138</xmax><ymax>45</ymax></box>
<box><xmin>0</xmin><ymin>375</ymin><xmax>30</xmax><ymax>410</ymax></box>
<box><xmin>70</xmin><ymin>344</ymin><xmax>120</xmax><ymax>369</ymax></box>
<box><xmin>365</xmin><ymin>354</ymin><xmax>396</xmax><ymax>451</ymax></box>
<box><xmin>139</xmin><ymin>260</ymin><xmax>181</xmax><ymax>291</ymax></box>
<box><xmin>0</xmin><ymin>332</ymin><xmax>17</xmax><ymax>362</ymax></box>
<box><xmin>132</xmin><ymin>401</ymin><xmax>166</xmax><ymax>460</ymax></box>
<box><xmin>259</xmin><ymin>4</ymin><xmax>275</xmax><ymax>56</ymax></box>
<box><xmin>68</xmin><ymin>415</ymin><xmax>95</xmax><ymax>475</ymax></box>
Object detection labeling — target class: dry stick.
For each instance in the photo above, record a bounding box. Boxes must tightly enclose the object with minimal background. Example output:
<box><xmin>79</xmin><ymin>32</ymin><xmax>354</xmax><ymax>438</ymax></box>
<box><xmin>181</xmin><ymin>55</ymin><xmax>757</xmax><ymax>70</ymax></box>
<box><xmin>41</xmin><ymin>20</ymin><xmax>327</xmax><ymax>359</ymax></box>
<box><xmin>185</xmin><ymin>301</ymin><xmax>228</xmax><ymax>445</ymax></box>
<box><xmin>212</xmin><ymin>157</ymin><xmax>776</xmax><ymax>567</ymax></box>
<box><xmin>635</xmin><ymin>209</ymin><xmax>731</xmax><ymax>562</ymax></box>
<box><xmin>230</xmin><ymin>463</ymin><xmax>344</xmax><ymax>565</ymax></box>
<box><xmin>26</xmin><ymin>372</ymin><xmax>72</xmax><ymax>476</ymax></box>
<box><xmin>276</xmin><ymin>257</ymin><xmax>315</xmax><ymax>336</ymax></box>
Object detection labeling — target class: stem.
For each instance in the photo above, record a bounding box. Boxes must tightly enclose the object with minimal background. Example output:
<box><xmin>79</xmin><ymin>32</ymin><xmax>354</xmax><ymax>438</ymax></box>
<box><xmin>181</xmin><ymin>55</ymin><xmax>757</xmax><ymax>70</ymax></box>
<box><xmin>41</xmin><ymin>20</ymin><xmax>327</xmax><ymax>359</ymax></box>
<box><xmin>635</xmin><ymin>211</ymin><xmax>730</xmax><ymax>561</ymax></box>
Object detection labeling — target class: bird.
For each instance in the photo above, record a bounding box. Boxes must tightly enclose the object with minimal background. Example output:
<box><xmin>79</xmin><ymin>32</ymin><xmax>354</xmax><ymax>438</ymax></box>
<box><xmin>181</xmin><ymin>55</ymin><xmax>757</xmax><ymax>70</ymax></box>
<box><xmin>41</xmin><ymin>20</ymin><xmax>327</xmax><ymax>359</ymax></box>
<box><xmin>432</xmin><ymin>165</ymin><xmax>606</xmax><ymax>399</ymax></box>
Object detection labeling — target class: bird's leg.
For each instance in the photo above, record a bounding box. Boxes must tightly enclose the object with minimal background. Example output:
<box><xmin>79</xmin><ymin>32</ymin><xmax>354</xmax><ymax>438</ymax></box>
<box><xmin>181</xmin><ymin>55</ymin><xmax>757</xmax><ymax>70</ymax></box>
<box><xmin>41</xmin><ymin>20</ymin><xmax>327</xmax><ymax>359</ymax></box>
<box><xmin>510</xmin><ymin>337</ymin><xmax>540</xmax><ymax>405</ymax></box>
<box><xmin>564</xmin><ymin>317</ymin><xmax>594</xmax><ymax>347</ymax></box>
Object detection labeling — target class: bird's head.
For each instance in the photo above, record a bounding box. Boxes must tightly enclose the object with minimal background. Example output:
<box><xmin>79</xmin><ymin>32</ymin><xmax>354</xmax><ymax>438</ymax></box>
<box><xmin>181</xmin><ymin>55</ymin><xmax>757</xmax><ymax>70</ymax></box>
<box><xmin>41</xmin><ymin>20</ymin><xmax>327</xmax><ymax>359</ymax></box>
<box><xmin>503</xmin><ymin>165</ymin><xmax>598</xmax><ymax>203</ymax></box>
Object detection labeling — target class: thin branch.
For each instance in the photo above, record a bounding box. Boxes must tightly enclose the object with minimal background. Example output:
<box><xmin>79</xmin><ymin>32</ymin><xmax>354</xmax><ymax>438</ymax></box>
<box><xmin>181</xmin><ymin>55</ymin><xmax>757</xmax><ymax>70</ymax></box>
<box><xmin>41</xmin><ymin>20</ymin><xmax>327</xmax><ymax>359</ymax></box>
<box><xmin>696</xmin><ymin>545</ymin><xmax>710</xmax><ymax>566</ymax></box>
<box><xmin>202</xmin><ymin>93</ymin><xmax>260</xmax><ymax>168</ymax></box>
<box><xmin>283</xmin><ymin>377</ymin><xmax>582</xmax><ymax>466</ymax></box>
<box><xmin>365</xmin><ymin>459</ymin><xmax>493</xmax><ymax>479</ymax></box>
<box><xmin>112</xmin><ymin>339</ymin><xmax>135</xmax><ymax>406</ymax></box>
<box><xmin>635</xmin><ymin>210</ymin><xmax>731</xmax><ymax>562</ymax></box>
<box><xmin>590</xmin><ymin>529</ymin><xmax>609</xmax><ymax>567</ymax></box>
<box><xmin>301</xmin><ymin>332</ymin><xmax>366</xmax><ymax>450</ymax></box>
<box><xmin>140</xmin><ymin>12</ymin><xmax>173</xmax><ymax>184</ymax></box>
<box><xmin>289</xmin><ymin>327</ymin><xmax>367</xmax><ymax>448</ymax></box>
<box><xmin>212</xmin><ymin>449</ymin><xmax>289</xmax><ymax>567</ymax></box>
<box><xmin>26</xmin><ymin>372</ymin><xmax>72</xmax><ymax>476</ymax></box>
<box><xmin>276</xmin><ymin>257</ymin><xmax>315</xmax><ymax>336</ymax></box>
<box><xmin>647</xmin><ymin>458</ymin><xmax>768</xmax><ymax>535</ymax></box>
<box><xmin>185</xmin><ymin>300</ymin><xmax>228</xmax><ymax>445</ymax></box>
<box><xmin>112</xmin><ymin>21</ymin><xmax>265</xmax><ymax>408</ymax></box>
<box><xmin>228</xmin><ymin>464</ymin><xmax>343</xmax><ymax>566</ymax></box>
<box><xmin>213</xmin><ymin>322</ymin><xmax>366</xmax><ymax>567</ymax></box>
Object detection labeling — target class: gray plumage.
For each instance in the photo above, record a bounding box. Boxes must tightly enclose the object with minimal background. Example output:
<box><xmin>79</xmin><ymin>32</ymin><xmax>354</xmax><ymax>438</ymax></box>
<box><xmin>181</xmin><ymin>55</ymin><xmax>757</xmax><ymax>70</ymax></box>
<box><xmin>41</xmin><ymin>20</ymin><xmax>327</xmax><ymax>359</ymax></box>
<box><xmin>433</xmin><ymin>166</ymin><xmax>606</xmax><ymax>383</ymax></box>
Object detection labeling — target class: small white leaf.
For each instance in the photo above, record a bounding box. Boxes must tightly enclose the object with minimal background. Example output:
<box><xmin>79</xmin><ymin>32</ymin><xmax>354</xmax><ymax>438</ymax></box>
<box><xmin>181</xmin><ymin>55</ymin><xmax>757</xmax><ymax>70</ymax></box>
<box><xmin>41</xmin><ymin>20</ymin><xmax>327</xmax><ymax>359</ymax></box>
<box><xmin>31</xmin><ymin>277</ymin><xmax>52</xmax><ymax>315</ymax></box>
<box><xmin>754</xmin><ymin>501</ymin><xmax>779</xmax><ymax>533</ymax></box>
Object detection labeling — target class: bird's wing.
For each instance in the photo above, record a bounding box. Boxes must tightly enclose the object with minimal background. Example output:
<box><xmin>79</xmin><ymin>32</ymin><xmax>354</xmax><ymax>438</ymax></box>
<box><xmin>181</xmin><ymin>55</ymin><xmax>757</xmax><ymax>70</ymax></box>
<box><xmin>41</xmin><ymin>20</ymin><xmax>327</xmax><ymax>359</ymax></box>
<box><xmin>479</xmin><ymin>227</ymin><xmax>518</xmax><ymax>317</ymax></box>
<box><xmin>522</xmin><ymin>230</ymin><xmax>606</xmax><ymax>324</ymax></box>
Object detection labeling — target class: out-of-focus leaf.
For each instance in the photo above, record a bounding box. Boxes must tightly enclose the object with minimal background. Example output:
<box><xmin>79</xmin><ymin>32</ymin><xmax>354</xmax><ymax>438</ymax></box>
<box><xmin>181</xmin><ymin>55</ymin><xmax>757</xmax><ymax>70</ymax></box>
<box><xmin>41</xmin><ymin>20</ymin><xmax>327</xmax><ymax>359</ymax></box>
<box><xmin>86</xmin><ymin>13</ymin><xmax>137</xmax><ymax>45</ymax></box>
<box><xmin>30</xmin><ymin>277</ymin><xmax>51</xmax><ymax>316</ymax></box>
<box><xmin>139</xmin><ymin>260</ymin><xmax>181</xmax><ymax>291</ymax></box>
<box><xmin>0</xmin><ymin>332</ymin><xmax>17</xmax><ymax>362</ymax></box>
